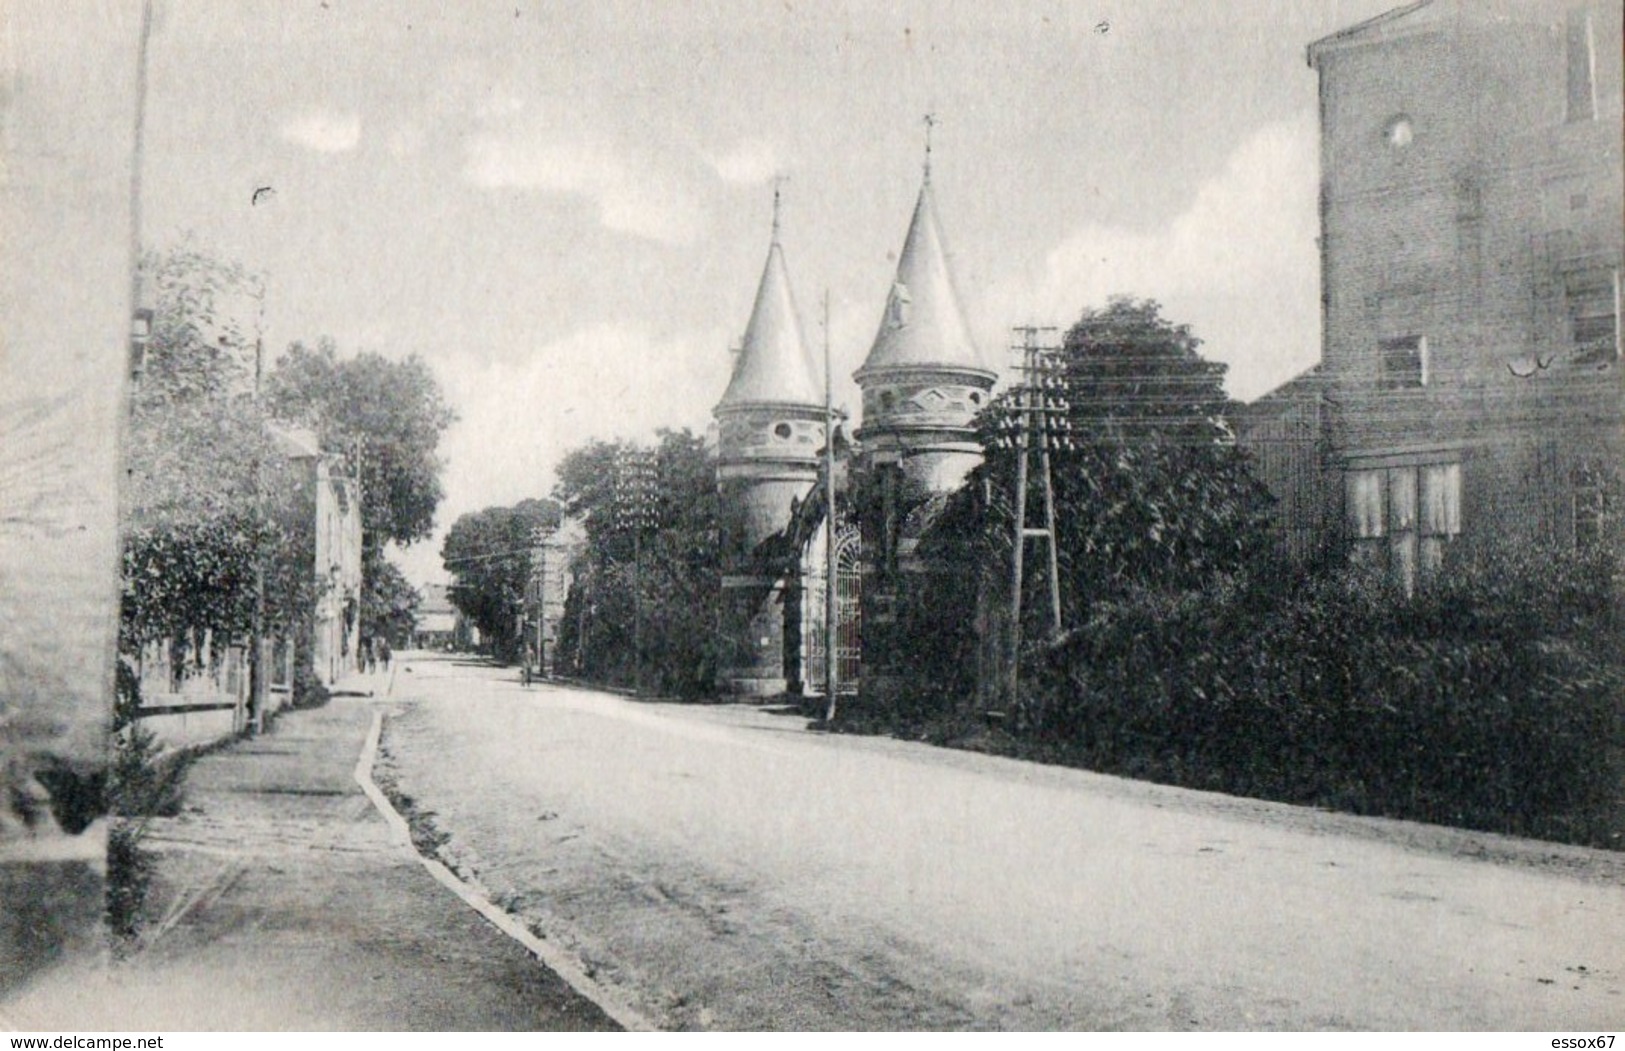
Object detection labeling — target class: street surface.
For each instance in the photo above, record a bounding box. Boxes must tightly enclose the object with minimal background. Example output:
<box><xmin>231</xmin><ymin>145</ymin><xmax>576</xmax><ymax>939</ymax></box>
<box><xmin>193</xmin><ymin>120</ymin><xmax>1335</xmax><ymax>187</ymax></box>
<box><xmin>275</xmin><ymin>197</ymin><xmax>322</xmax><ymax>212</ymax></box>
<box><xmin>379</xmin><ymin>653</ymin><xmax>1625</xmax><ymax>1031</ymax></box>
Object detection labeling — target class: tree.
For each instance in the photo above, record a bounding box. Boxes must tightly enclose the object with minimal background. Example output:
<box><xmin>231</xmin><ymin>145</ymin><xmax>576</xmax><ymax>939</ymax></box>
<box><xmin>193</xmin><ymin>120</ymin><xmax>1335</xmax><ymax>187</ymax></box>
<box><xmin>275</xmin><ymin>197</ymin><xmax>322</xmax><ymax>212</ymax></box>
<box><xmin>958</xmin><ymin>298</ymin><xmax>1271</xmax><ymax>601</ymax></box>
<box><xmin>133</xmin><ymin>242</ymin><xmax>258</xmax><ymax>411</ymax></box>
<box><xmin>123</xmin><ymin>246</ymin><xmax>316</xmax><ymax>660</ymax></box>
<box><xmin>440</xmin><ymin>498</ymin><xmax>562</xmax><ymax>660</ymax></box>
<box><xmin>902</xmin><ymin>298</ymin><xmax>1275</xmax><ymax>709</ymax></box>
<box><xmin>552</xmin><ymin>429</ymin><xmax>720</xmax><ymax>697</ymax></box>
<box><xmin>264</xmin><ymin>339</ymin><xmax>456</xmax><ymax>550</ymax></box>
<box><xmin>361</xmin><ymin>558</ymin><xmax>421</xmax><ymax>648</ymax></box>
<box><xmin>264</xmin><ymin>339</ymin><xmax>455</xmax><ymax>652</ymax></box>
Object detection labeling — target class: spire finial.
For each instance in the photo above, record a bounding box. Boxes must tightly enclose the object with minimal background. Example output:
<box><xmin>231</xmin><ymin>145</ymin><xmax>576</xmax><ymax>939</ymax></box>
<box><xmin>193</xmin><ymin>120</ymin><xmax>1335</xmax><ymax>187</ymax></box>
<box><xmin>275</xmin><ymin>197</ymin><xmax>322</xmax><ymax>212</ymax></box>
<box><xmin>922</xmin><ymin>112</ymin><xmax>938</xmax><ymax>182</ymax></box>
<box><xmin>770</xmin><ymin>173</ymin><xmax>790</xmax><ymax>243</ymax></box>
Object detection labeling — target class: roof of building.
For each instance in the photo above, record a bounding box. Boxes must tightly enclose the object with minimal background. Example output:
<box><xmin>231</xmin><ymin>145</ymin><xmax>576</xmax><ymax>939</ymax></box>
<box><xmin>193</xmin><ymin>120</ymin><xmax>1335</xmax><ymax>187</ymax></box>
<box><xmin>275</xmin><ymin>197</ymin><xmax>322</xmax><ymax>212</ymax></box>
<box><xmin>1234</xmin><ymin>365</ymin><xmax>1326</xmax><ymax>434</ymax></box>
<box><xmin>716</xmin><ymin>209</ymin><xmax>822</xmax><ymax>412</ymax></box>
<box><xmin>1244</xmin><ymin>364</ymin><xmax>1325</xmax><ymax>408</ymax></box>
<box><xmin>418</xmin><ymin>582</ymin><xmax>456</xmax><ymax>616</ymax></box>
<box><xmin>1307</xmin><ymin>1</ymin><xmax>1436</xmax><ymax>63</ymax></box>
<box><xmin>1303</xmin><ymin>1</ymin><xmax>1573</xmax><ymax>68</ymax></box>
<box><xmin>855</xmin><ymin>170</ymin><xmax>990</xmax><ymax>382</ymax></box>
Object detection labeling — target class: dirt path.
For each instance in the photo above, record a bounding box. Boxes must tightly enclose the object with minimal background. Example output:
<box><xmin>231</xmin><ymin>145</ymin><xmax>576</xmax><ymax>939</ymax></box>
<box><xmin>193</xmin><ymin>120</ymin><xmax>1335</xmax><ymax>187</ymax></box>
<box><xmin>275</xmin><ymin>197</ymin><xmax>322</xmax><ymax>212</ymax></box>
<box><xmin>379</xmin><ymin>653</ymin><xmax>1625</xmax><ymax>1031</ymax></box>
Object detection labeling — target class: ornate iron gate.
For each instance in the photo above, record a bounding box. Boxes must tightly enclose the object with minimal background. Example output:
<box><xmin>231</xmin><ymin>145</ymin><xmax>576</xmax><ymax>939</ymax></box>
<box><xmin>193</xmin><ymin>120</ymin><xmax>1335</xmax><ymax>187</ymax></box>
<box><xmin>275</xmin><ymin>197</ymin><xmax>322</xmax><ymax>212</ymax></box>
<box><xmin>804</xmin><ymin>522</ymin><xmax>861</xmax><ymax>694</ymax></box>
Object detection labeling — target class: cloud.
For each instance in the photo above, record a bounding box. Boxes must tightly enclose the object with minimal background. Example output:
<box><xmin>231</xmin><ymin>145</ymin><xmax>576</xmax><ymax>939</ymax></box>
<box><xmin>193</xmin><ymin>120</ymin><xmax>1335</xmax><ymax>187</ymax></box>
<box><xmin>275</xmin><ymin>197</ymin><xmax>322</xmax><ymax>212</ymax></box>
<box><xmin>279</xmin><ymin>108</ymin><xmax>362</xmax><ymax>153</ymax></box>
<box><xmin>986</xmin><ymin>117</ymin><xmax>1321</xmax><ymax>401</ymax></box>
<box><xmin>707</xmin><ymin>139</ymin><xmax>783</xmax><ymax>185</ymax></box>
<box><xmin>428</xmin><ymin>321</ymin><xmax>730</xmax><ymax>531</ymax></box>
<box><xmin>464</xmin><ymin>132</ymin><xmax>703</xmax><ymax>245</ymax></box>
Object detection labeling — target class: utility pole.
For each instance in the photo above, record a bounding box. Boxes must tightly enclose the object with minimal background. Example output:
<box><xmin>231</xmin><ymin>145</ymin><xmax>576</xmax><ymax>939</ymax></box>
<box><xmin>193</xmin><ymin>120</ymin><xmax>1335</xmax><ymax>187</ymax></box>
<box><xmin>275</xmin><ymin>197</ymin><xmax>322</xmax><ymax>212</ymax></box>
<box><xmin>1003</xmin><ymin>326</ymin><xmax>1067</xmax><ymax>712</ymax></box>
<box><xmin>614</xmin><ymin>446</ymin><xmax>657</xmax><ymax>696</ymax></box>
<box><xmin>530</xmin><ymin>524</ymin><xmax>552</xmax><ymax>679</ymax></box>
<box><xmin>351</xmin><ymin>434</ymin><xmax>366</xmax><ymax>675</ymax></box>
<box><xmin>822</xmin><ymin>291</ymin><xmax>839</xmax><ymax>725</ymax></box>
<box><xmin>248</xmin><ymin>289</ymin><xmax>268</xmax><ymax>735</ymax></box>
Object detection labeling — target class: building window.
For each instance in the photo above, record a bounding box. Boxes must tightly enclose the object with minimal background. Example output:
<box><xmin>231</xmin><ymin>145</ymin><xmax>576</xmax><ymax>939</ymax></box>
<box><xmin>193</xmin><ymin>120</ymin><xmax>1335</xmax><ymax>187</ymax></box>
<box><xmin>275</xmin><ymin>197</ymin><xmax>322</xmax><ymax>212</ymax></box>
<box><xmin>1574</xmin><ymin>461</ymin><xmax>1614</xmax><ymax>553</ymax></box>
<box><xmin>1566</xmin><ymin>6</ymin><xmax>1596</xmax><ymax>122</ymax></box>
<box><xmin>1566</xmin><ymin>267</ymin><xmax>1619</xmax><ymax>367</ymax></box>
<box><xmin>1347</xmin><ymin>461</ymin><xmax>1460</xmax><ymax>594</ymax></box>
<box><xmin>773</xmin><ymin>421</ymin><xmax>793</xmax><ymax>440</ymax></box>
<box><xmin>1378</xmin><ymin>335</ymin><xmax>1427</xmax><ymax>389</ymax></box>
<box><xmin>1382</xmin><ymin>114</ymin><xmax>1414</xmax><ymax>149</ymax></box>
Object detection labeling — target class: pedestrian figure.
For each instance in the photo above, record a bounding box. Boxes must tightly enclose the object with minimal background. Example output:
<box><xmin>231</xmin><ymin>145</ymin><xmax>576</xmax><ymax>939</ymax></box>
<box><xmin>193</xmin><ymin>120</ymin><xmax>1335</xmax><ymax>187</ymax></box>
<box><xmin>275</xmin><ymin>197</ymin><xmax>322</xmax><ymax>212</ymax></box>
<box><xmin>364</xmin><ymin>639</ymin><xmax>377</xmax><ymax>675</ymax></box>
<box><xmin>378</xmin><ymin>637</ymin><xmax>392</xmax><ymax>672</ymax></box>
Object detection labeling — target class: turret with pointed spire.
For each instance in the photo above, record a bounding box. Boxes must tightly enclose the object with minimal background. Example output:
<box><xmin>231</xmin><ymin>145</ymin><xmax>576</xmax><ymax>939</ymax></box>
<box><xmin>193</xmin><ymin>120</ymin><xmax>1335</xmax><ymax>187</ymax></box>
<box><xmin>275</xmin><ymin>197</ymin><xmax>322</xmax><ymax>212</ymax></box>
<box><xmin>854</xmin><ymin>126</ymin><xmax>998</xmax><ymax>498</ymax></box>
<box><xmin>848</xmin><ymin>129</ymin><xmax>999</xmax><ymax>709</ymax></box>
<box><xmin>713</xmin><ymin>185</ymin><xmax>826</xmax><ymax>696</ymax></box>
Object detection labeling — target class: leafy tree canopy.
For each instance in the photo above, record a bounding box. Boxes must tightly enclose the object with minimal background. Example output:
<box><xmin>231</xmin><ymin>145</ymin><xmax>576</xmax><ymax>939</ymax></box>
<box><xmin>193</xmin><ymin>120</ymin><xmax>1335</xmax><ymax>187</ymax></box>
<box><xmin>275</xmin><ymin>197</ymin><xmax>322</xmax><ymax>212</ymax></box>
<box><xmin>361</xmin><ymin>557</ymin><xmax>421</xmax><ymax>648</ymax></box>
<box><xmin>124</xmin><ymin>246</ymin><xmax>316</xmax><ymax>650</ymax></box>
<box><xmin>551</xmin><ymin>429</ymin><xmax>719</xmax><ymax>697</ymax></box>
<box><xmin>265</xmin><ymin>339</ymin><xmax>455</xmax><ymax>549</ymax></box>
<box><xmin>926</xmin><ymin>297</ymin><xmax>1275</xmax><ymax>623</ymax></box>
<box><xmin>133</xmin><ymin>243</ymin><xmax>259</xmax><ymax>411</ymax></box>
<box><xmin>440</xmin><ymin>498</ymin><xmax>563</xmax><ymax>658</ymax></box>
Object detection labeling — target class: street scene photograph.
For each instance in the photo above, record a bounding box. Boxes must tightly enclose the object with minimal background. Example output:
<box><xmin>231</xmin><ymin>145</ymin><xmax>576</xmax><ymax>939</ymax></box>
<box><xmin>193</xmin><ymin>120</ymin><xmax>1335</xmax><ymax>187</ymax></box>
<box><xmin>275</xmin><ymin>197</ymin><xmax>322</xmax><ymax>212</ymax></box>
<box><xmin>2</xmin><ymin>0</ymin><xmax>1623</xmax><ymax>1034</ymax></box>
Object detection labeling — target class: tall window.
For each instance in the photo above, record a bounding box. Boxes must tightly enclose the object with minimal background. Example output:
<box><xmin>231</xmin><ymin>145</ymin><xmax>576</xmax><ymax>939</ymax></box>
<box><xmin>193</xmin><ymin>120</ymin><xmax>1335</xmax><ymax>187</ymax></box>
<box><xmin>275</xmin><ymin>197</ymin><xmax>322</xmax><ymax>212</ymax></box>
<box><xmin>1566</xmin><ymin>267</ymin><xmax>1620</xmax><ymax>367</ymax></box>
<box><xmin>1566</xmin><ymin>6</ymin><xmax>1597</xmax><ymax>123</ymax></box>
<box><xmin>1574</xmin><ymin>461</ymin><xmax>1614</xmax><ymax>553</ymax></box>
<box><xmin>1347</xmin><ymin>461</ymin><xmax>1461</xmax><ymax>594</ymax></box>
<box><xmin>1379</xmin><ymin>335</ymin><xmax>1427</xmax><ymax>389</ymax></box>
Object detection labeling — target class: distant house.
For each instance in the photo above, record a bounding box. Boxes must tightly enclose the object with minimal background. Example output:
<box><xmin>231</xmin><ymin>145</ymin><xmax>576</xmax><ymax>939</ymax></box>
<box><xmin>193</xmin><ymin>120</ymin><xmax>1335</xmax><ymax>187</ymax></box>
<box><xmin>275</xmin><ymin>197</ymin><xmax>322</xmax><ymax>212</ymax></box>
<box><xmin>1242</xmin><ymin>0</ymin><xmax>1623</xmax><ymax>589</ymax></box>
<box><xmin>272</xmin><ymin>426</ymin><xmax>363</xmax><ymax>685</ymax></box>
<box><xmin>413</xmin><ymin>583</ymin><xmax>460</xmax><ymax>650</ymax></box>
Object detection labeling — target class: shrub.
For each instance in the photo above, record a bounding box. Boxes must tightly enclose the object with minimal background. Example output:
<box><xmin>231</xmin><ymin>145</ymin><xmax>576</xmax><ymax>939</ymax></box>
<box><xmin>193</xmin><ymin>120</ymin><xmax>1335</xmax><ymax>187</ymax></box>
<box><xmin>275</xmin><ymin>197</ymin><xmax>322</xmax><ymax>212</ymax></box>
<box><xmin>1022</xmin><ymin>547</ymin><xmax>1624</xmax><ymax>847</ymax></box>
<box><xmin>109</xmin><ymin>658</ymin><xmax>187</xmax><ymax>820</ymax></box>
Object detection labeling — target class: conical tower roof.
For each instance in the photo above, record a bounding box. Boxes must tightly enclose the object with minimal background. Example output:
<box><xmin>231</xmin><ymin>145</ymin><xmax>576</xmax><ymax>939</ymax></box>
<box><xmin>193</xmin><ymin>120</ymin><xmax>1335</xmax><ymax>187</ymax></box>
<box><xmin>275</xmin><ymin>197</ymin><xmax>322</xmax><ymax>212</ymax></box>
<box><xmin>717</xmin><ymin>221</ymin><xmax>821</xmax><ymax>412</ymax></box>
<box><xmin>855</xmin><ymin>173</ymin><xmax>989</xmax><ymax>381</ymax></box>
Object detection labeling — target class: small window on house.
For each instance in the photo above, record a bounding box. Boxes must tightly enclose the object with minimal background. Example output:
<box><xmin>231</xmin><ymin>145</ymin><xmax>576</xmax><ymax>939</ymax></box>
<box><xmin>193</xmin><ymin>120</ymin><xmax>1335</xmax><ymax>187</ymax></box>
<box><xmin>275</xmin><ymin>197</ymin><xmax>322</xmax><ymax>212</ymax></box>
<box><xmin>1566</xmin><ymin>6</ymin><xmax>1597</xmax><ymax>122</ymax></box>
<box><xmin>879</xmin><ymin>391</ymin><xmax>896</xmax><ymax>412</ymax></box>
<box><xmin>1378</xmin><ymin>336</ymin><xmax>1427</xmax><ymax>389</ymax></box>
<box><xmin>773</xmin><ymin>422</ymin><xmax>793</xmax><ymax>440</ymax></box>
<box><xmin>1566</xmin><ymin>268</ymin><xmax>1619</xmax><ymax>366</ymax></box>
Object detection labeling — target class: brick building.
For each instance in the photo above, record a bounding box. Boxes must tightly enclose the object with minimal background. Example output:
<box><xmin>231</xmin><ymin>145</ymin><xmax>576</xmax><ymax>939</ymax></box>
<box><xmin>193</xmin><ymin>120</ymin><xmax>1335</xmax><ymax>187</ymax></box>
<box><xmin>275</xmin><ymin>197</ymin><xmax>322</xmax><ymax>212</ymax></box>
<box><xmin>1244</xmin><ymin>0</ymin><xmax>1623</xmax><ymax>587</ymax></box>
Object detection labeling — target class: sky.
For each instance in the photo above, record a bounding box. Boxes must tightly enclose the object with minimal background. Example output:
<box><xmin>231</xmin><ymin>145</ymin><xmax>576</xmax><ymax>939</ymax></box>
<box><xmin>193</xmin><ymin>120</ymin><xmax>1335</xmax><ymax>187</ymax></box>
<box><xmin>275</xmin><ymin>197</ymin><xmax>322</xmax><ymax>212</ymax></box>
<box><xmin>127</xmin><ymin>0</ymin><xmax>1403</xmax><ymax>585</ymax></box>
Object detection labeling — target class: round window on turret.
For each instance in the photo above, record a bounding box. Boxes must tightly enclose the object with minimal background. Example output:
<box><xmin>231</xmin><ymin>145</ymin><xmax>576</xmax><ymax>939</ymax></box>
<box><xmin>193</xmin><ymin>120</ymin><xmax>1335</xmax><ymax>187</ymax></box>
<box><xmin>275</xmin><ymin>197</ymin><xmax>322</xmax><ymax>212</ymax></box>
<box><xmin>1383</xmin><ymin>114</ymin><xmax>1414</xmax><ymax>149</ymax></box>
<box><xmin>773</xmin><ymin>422</ymin><xmax>793</xmax><ymax>440</ymax></box>
<box><xmin>968</xmin><ymin>391</ymin><xmax>983</xmax><ymax>406</ymax></box>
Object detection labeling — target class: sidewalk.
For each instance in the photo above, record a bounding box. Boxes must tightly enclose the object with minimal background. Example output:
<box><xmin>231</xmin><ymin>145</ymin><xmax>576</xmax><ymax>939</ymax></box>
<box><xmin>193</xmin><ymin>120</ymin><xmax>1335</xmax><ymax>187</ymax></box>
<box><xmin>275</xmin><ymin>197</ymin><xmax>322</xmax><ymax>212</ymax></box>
<box><xmin>1</xmin><ymin>693</ymin><xmax>618</xmax><ymax>1031</ymax></box>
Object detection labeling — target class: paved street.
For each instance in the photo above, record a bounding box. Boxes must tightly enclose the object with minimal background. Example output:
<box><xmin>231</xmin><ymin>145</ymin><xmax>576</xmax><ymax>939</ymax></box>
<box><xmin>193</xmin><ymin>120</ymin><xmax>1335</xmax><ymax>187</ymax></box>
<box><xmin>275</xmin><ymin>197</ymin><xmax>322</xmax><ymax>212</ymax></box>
<box><xmin>379</xmin><ymin>652</ymin><xmax>1625</xmax><ymax>1031</ymax></box>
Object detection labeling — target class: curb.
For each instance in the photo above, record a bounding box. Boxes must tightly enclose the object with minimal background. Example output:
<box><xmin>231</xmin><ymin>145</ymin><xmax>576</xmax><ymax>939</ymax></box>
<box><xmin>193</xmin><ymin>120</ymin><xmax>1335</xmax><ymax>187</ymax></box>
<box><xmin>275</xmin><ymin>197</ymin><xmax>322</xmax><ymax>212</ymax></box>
<box><xmin>351</xmin><ymin>709</ymin><xmax>655</xmax><ymax>1033</ymax></box>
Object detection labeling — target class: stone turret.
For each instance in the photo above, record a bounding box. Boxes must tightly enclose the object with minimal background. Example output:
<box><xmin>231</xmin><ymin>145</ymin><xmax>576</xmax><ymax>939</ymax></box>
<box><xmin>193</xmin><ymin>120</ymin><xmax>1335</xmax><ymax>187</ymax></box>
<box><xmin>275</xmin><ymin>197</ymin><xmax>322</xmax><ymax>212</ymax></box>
<box><xmin>852</xmin><ymin>153</ymin><xmax>997</xmax><ymax>705</ymax></box>
<box><xmin>854</xmin><ymin>164</ymin><xmax>997</xmax><ymax>499</ymax></box>
<box><xmin>713</xmin><ymin>197</ymin><xmax>825</xmax><ymax>696</ymax></box>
